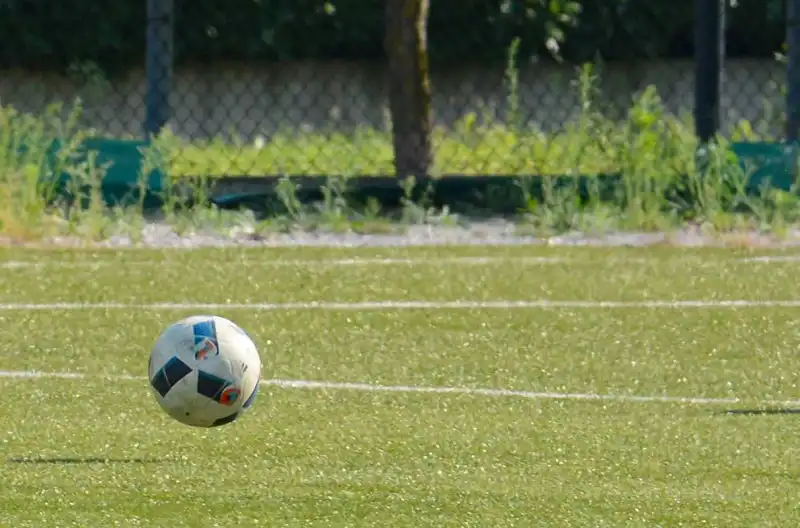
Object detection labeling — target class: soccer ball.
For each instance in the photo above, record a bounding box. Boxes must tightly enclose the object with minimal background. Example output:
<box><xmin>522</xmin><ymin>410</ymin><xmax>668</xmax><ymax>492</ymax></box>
<box><xmin>148</xmin><ymin>315</ymin><xmax>261</xmax><ymax>427</ymax></box>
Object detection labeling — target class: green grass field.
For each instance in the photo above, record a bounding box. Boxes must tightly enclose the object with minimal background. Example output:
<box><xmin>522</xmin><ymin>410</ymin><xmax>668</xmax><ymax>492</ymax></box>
<box><xmin>2</xmin><ymin>246</ymin><xmax>800</xmax><ymax>526</ymax></box>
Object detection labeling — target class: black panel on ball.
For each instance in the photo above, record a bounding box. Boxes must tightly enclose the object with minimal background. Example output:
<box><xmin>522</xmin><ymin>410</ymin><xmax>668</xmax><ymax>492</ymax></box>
<box><xmin>211</xmin><ymin>413</ymin><xmax>239</xmax><ymax>427</ymax></box>
<box><xmin>150</xmin><ymin>356</ymin><xmax>192</xmax><ymax>397</ymax></box>
<box><xmin>196</xmin><ymin>370</ymin><xmax>229</xmax><ymax>402</ymax></box>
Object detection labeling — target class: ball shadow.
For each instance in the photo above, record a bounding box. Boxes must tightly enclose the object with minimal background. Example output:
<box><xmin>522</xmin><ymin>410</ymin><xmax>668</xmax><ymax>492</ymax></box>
<box><xmin>723</xmin><ymin>408</ymin><xmax>800</xmax><ymax>416</ymax></box>
<box><xmin>7</xmin><ymin>456</ymin><xmax>167</xmax><ymax>465</ymax></box>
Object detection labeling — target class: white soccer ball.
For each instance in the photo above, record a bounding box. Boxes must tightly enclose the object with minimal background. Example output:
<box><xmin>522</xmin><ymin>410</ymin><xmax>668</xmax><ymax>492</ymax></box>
<box><xmin>148</xmin><ymin>315</ymin><xmax>262</xmax><ymax>427</ymax></box>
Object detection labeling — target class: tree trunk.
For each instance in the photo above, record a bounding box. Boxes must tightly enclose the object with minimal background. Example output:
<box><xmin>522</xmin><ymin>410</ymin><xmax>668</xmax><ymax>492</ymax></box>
<box><xmin>384</xmin><ymin>0</ymin><xmax>432</xmax><ymax>179</ymax></box>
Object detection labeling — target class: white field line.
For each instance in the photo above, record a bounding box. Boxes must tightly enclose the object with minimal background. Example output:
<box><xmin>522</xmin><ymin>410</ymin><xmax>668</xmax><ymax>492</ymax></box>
<box><xmin>0</xmin><ymin>369</ymin><xmax>793</xmax><ymax>407</ymax></box>
<box><xmin>0</xmin><ymin>256</ymin><xmax>567</xmax><ymax>270</ymax></box>
<box><xmin>1</xmin><ymin>299</ymin><xmax>800</xmax><ymax>311</ymax></box>
<box><xmin>738</xmin><ymin>255</ymin><xmax>800</xmax><ymax>263</ymax></box>
<box><xmin>5</xmin><ymin>254</ymin><xmax>789</xmax><ymax>269</ymax></box>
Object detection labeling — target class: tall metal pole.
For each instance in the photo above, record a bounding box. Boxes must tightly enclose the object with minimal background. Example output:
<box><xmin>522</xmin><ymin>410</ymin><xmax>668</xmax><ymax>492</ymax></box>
<box><xmin>787</xmin><ymin>0</ymin><xmax>800</xmax><ymax>141</ymax></box>
<box><xmin>694</xmin><ymin>0</ymin><xmax>725</xmax><ymax>143</ymax></box>
<box><xmin>144</xmin><ymin>0</ymin><xmax>175</xmax><ymax>138</ymax></box>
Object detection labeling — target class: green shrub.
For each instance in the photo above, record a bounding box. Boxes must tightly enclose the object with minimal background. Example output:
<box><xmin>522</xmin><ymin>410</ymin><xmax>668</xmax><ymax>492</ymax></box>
<box><xmin>0</xmin><ymin>0</ymin><xmax>782</xmax><ymax>75</ymax></box>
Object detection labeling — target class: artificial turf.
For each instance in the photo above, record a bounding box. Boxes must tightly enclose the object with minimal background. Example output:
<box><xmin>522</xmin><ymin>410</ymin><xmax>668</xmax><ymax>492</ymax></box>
<box><xmin>2</xmin><ymin>246</ymin><xmax>800</xmax><ymax>526</ymax></box>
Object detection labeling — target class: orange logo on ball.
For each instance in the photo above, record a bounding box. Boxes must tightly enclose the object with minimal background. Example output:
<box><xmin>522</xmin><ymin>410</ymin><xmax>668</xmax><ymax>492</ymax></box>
<box><xmin>220</xmin><ymin>387</ymin><xmax>241</xmax><ymax>405</ymax></box>
<box><xmin>194</xmin><ymin>338</ymin><xmax>218</xmax><ymax>360</ymax></box>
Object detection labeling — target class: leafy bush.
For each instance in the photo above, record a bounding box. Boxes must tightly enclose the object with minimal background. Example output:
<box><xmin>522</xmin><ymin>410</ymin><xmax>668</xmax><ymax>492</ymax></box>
<box><xmin>0</xmin><ymin>0</ymin><xmax>783</xmax><ymax>76</ymax></box>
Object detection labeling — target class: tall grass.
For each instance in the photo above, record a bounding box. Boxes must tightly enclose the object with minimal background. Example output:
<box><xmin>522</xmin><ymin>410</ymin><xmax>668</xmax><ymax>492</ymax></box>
<box><xmin>0</xmin><ymin>60</ymin><xmax>796</xmax><ymax>243</ymax></box>
<box><xmin>0</xmin><ymin>103</ymin><xmax>89</xmax><ymax>240</ymax></box>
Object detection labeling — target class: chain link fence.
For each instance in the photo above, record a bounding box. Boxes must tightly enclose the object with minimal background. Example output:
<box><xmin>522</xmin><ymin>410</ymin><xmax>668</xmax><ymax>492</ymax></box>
<box><xmin>0</xmin><ymin>0</ymin><xmax>790</xmax><ymax>180</ymax></box>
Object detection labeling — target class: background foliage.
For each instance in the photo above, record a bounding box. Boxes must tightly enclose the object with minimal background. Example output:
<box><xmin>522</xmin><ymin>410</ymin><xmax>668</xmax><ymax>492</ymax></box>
<box><xmin>0</xmin><ymin>0</ymin><xmax>785</xmax><ymax>76</ymax></box>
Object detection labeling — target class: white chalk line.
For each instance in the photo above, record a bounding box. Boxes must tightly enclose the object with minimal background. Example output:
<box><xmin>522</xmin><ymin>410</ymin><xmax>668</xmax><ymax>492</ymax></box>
<box><xmin>0</xmin><ymin>255</ymin><xmax>567</xmax><ymax>270</ymax></box>
<box><xmin>0</xmin><ymin>299</ymin><xmax>799</xmax><ymax>311</ymax></box>
<box><xmin>0</xmin><ymin>369</ymin><xmax>791</xmax><ymax>407</ymax></box>
<box><xmin>4</xmin><ymin>254</ymin><xmax>795</xmax><ymax>269</ymax></box>
<box><xmin>738</xmin><ymin>255</ymin><xmax>800</xmax><ymax>263</ymax></box>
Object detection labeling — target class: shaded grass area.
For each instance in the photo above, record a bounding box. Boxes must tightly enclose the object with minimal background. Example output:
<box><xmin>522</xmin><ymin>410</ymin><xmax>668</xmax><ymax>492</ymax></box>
<box><xmin>2</xmin><ymin>247</ymin><xmax>800</xmax><ymax>525</ymax></box>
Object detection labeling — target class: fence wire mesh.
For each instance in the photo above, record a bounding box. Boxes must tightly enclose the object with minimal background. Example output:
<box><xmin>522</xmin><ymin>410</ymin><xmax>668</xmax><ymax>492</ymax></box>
<box><xmin>0</xmin><ymin>0</ymin><xmax>789</xmax><ymax>179</ymax></box>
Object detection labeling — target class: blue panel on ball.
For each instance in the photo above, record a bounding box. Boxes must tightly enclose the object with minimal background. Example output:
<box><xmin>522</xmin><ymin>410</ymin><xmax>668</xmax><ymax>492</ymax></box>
<box><xmin>211</xmin><ymin>412</ymin><xmax>239</xmax><ymax>427</ymax></box>
<box><xmin>242</xmin><ymin>382</ymin><xmax>259</xmax><ymax>409</ymax></box>
<box><xmin>192</xmin><ymin>320</ymin><xmax>218</xmax><ymax>351</ymax></box>
<box><xmin>196</xmin><ymin>370</ymin><xmax>230</xmax><ymax>402</ymax></box>
<box><xmin>150</xmin><ymin>356</ymin><xmax>192</xmax><ymax>397</ymax></box>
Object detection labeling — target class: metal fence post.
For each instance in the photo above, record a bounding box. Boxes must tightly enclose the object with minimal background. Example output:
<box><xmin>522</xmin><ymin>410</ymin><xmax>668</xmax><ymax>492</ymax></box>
<box><xmin>145</xmin><ymin>0</ymin><xmax>175</xmax><ymax>139</ymax></box>
<box><xmin>694</xmin><ymin>0</ymin><xmax>725</xmax><ymax>143</ymax></box>
<box><xmin>787</xmin><ymin>0</ymin><xmax>800</xmax><ymax>141</ymax></box>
